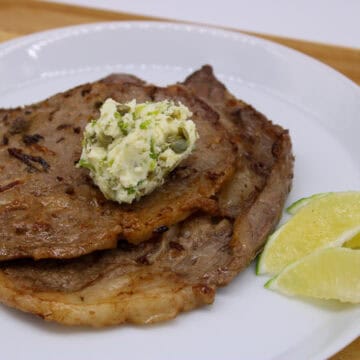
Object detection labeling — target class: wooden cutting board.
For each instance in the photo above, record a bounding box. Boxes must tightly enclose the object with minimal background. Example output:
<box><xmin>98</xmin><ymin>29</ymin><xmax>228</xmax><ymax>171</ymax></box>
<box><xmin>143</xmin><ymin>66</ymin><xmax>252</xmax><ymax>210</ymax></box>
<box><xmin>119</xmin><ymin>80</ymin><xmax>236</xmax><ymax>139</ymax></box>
<box><xmin>0</xmin><ymin>1</ymin><xmax>359</xmax><ymax>358</ymax></box>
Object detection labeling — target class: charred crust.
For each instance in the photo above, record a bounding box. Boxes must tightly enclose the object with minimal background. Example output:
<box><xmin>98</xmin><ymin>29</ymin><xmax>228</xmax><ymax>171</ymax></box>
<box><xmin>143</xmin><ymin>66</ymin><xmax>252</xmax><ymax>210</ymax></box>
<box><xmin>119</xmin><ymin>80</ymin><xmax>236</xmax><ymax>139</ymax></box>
<box><xmin>251</xmin><ymin>161</ymin><xmax>269</xmax><ymax>177</ymax></box>
<box><xmin>2</xmin><ymin>135</ymin><xmax>9</xmax><ymax>145</ymax></box>
<box><xmin>136</xmin><ymin>255</ymin><xmax>150</xmax><ymax>265</ymax></box>
<box><xmin>170</xmin><ymin>166</ymin><xmax>197</xmax><ymax>180</ymax></box>
<box><xmin>205</xmin><ymin>171</ymin><xmax>221</xmax><ymax>181</ymax></box>
<box><xmin>14</xmin><ymin>225</ymin><xmax>27</xmax><ymax>235</ymax></box>
<box><xmin>81</xmin><ymin>87</ymin><xmax>91</xmax><ymax>97</ymax></box>
<box><xmin>8</xmin><ymin>148</ymin><xmax>50</xmax><ymax>172</ymax></box>
<box><xmin>56</xmin><ymin>137</ymin><xmax>65</xmax><ymax>143</ymax></box>
<box><xmin>0</xmin><ymin>180</ymin><xmax>22</xmax><ymax>193</ymax></box>
<box><xmin>48</xmin><ymin>107</ymin><xmax>60</xmax><ymax>122</ymax></box>
<box><xmin>153</xmin><ymin>225</ymin><xmax>169</xmax><ymax>234</ymax></box>
<box><xmin>226</xmin><ymin>98</ymin><xmax>238</xmax><ymax>107</ymax></box>
<box><xmin>117</xmin><ymin>239</ymin><xmax>136</xmax><ymax>252</ymax></box>
<box><xmin>64</xmin><ymin>185</ymin><xmax>75</xmax><ymax>195</ymax></box>
<box><xmin>83</xmin><ymin>175</ymin><xmax>97</xmax><ymax>189</ymax></box>
<box><xmin>271</xmin><ymin>134</ymin><xmax>286</xmax><ymax>158</ymax></box>
<box><xmin>56</xmin><ymin>176</ymin><xmax>64</xmax><ymax>182</ymax></box>
<box><xmin>73</xmin><ymin>126</ymin><xmax>81</xmax><ymax>134</ymax></box>
<box><xmin>93</xmin><ymin>100</ymin><xmax>103</xmax><ymax>109</ymax></box>
<box><xmin>230</xmin><ymin>106</ymin><xmax>244</xmax><ymax>118</ymax></box>
<box><xmin>9</xmin><ymin>117</ymin><xmax>30</xmax><ymax>134</ymax></box>
<box><xmin>169</xmin><ymin>241</ymin><xmax>184</xmax><ymax>251</ymax></box>
<box><xmin>82</xmin><ymin>174</ymin><xmax>93</xmax><ymax>185</ymax></box>
<box><xmin>210</xmin><ymin>216</ymin><xmax>223</xmax><ymax>225</ymax></box>
<box><xmin>22</xmin><ymin>134</ymin><xmax>44</xmax><ymax>145</ymax></box>
<box><xmin>56</xmin><ymin>124</ymin><xmax>72</xmax><ymax>131</ymax></box>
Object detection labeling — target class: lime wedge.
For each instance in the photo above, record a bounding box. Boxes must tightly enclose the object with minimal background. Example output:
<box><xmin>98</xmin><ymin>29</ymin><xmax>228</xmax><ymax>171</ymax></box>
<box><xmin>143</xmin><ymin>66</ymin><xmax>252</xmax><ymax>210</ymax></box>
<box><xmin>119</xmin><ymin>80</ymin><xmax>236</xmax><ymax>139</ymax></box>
<box><xmin>257</xmin><ymin>191</ymin><xmax>360</xmax><ymax>275</ymax></box>
<box><xmin>265</xmin><ymin>248</ymin><xmax>360</xmax><ymax>303</ymax></box>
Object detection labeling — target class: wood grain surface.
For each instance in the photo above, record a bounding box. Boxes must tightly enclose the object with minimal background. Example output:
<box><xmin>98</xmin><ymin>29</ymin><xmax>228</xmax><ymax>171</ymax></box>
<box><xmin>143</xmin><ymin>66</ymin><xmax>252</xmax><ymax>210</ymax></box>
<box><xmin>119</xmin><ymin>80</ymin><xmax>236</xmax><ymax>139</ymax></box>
<box><xmin>0</xmin><ymin>1</ymin><xmax>359</xmax><ymax>358</ymax></box>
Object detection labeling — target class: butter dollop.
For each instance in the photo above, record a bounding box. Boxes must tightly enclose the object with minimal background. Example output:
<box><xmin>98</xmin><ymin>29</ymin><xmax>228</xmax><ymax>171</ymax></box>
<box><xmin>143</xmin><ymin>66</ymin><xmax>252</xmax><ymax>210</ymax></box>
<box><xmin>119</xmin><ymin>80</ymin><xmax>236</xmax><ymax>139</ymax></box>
<box><xmin>78</xmin><ymin>98</ymin><xmax>198</xmax><ymax>204</ymax></box>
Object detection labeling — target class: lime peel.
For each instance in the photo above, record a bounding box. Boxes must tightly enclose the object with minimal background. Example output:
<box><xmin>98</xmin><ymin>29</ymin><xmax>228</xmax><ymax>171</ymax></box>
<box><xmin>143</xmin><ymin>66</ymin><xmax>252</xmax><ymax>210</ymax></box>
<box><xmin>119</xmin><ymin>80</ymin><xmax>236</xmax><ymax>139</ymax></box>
<box><xmin>286</xmin><ymin>192</ymin><xmax>331</xmax><ymax>215</ymax></box>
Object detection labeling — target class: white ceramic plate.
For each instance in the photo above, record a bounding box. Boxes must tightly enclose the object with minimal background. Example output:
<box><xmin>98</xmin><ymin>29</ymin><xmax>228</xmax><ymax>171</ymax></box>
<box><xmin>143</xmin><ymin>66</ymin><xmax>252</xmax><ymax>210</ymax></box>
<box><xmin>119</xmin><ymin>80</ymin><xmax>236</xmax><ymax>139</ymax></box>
<box><xmin>0</xmin><ymin>22</ymin><xmax>359</xmax><ymax>360</ymax></box>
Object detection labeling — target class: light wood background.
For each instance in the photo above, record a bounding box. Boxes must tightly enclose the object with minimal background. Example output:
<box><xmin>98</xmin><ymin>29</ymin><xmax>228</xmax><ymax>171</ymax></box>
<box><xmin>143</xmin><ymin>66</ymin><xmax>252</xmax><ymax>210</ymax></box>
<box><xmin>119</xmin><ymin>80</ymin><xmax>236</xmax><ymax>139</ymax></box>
<box><xmin>0</xmin><ymin>1</ymin><xmax>359</xmax><ymax>358</ymax></box>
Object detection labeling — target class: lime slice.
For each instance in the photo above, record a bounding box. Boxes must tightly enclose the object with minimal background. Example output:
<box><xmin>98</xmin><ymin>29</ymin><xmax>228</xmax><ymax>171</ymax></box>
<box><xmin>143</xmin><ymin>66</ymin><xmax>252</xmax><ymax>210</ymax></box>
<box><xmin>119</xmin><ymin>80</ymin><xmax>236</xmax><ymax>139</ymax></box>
<box><xmin>265</xmin><ymin>248</ymin><xmax>360</xmax><ymax>303</ymax></box>
<box><xmin>257</xmin><ymin>191</ymin><xmax>360</xmax><ymax>275</ymax></box>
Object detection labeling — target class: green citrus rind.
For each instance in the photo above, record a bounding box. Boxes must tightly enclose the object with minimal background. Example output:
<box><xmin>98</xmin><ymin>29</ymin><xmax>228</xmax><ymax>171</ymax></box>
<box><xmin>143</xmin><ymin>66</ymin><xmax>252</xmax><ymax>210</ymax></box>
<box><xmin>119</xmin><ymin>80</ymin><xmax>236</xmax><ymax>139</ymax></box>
<box><xmin>286</xmin><ymin>192</ymin><xmax>331</xmax><ymax>215</ymax></box>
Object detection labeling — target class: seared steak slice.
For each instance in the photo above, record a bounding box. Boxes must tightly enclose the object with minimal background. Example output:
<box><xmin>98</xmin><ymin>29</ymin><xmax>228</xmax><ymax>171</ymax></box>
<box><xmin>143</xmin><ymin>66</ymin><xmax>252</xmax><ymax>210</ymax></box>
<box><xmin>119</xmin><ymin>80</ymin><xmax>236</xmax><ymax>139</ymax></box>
<box><xmin>184</xmin><ymin>65</ymin><xmax>289</xmax><ymax>219</ymax></box>
<box><xmin>183</xmin><ymin>65</ymin><xmax>294</xmax><ymax>281</ymax></box>
<box><xmin>0</xmin><ymin>80</ymin><xmax>236</xmax><ymax>260</ymax></box>
<box><xmin>0</xmin><ymin>67</ymin><xmax>293</xmax><ymax>326</ymax></box>
<box><xmin>0</xmin><ymin>216</ymin><xmax>230</xmax><ymax>326</ymax></box>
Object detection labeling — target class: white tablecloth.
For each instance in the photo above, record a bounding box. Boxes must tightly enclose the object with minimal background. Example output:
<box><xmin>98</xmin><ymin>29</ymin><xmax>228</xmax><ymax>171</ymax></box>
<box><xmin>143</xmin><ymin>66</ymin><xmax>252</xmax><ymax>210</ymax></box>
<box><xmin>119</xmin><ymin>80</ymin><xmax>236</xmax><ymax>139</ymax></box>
<box><xmin>46</xmin><ymin>0</ymin><xmax>360</xmax><ymax>48</ymax></box>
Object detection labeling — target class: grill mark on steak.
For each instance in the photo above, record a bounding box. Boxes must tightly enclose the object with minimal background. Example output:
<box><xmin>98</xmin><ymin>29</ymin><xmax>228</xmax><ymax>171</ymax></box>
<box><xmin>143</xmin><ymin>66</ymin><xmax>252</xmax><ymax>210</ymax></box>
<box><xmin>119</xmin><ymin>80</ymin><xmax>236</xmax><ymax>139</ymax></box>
<box><xmin>8</xmin><ymin>148</ymin><xmax>50</xmax><ymax>172</ymax></box>
<box><xmin>56</xmin><ymin>123</ymin><xmax>72</xmax><ymax>130</ymax></box>
<box><xmin>8</xmin><ymin>117</ymin><xmax>30</xmax><ymax>135</ymax></box>
<box><xmin>0</xmin><ymin>180</ymin><xmax>22</xmax><ymax>193</ymax></box>
<box><xmin>48</xmin><ymin>106</ymin><xmax>60</xmax><ymax>122</ymax></box>
<box><xmin>22</xmin><ymin>134</ymin><xmax>44</xmax><ymax>145</ymax></box>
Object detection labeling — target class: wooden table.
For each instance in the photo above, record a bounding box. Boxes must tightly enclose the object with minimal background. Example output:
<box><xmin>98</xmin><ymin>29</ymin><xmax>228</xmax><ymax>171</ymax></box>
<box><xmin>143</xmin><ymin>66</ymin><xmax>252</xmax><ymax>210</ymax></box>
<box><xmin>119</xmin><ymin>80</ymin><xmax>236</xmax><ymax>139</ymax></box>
<box><xmin>0</xmin><ymin>1</ymin><xmax>359</xmax><ymax>358</ymax></box>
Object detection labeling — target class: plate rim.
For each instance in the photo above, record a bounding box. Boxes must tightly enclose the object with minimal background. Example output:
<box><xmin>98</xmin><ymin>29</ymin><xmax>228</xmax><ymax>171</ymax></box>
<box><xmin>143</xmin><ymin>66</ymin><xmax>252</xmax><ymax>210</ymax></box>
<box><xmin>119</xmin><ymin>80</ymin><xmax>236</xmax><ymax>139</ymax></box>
<box><xmin>0</xmin><ymin>20</ymin><xmax>359</xmax><ymax>94</ymax></box>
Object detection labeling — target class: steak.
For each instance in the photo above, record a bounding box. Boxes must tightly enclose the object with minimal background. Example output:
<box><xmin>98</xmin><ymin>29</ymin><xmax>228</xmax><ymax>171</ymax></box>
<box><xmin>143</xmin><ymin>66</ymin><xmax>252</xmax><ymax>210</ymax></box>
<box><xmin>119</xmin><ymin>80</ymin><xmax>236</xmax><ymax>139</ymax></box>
<box><xmin>0</xmin><ymin>79</ymin><xmax>236</xmax><ymax>260</ymax></box>
<box><xmin>0</xmin><ymin>67</ymin><xmax>294</xmax><ymax>326</ymax></box>
<box><xmin>184</xmin><ymin>65</ymin><xmax>294</xmax><ymax>279</ymax></box>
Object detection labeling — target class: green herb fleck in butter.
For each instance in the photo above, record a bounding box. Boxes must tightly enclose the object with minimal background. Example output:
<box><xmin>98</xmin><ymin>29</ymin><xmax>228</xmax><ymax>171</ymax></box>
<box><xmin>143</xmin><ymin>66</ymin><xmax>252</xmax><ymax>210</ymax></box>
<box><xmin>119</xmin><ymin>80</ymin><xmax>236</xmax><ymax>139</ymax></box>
<box><xmin>78</xmin><ymin>98</ymin><xmax>198</xmax><ymax>204</ymax></box>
